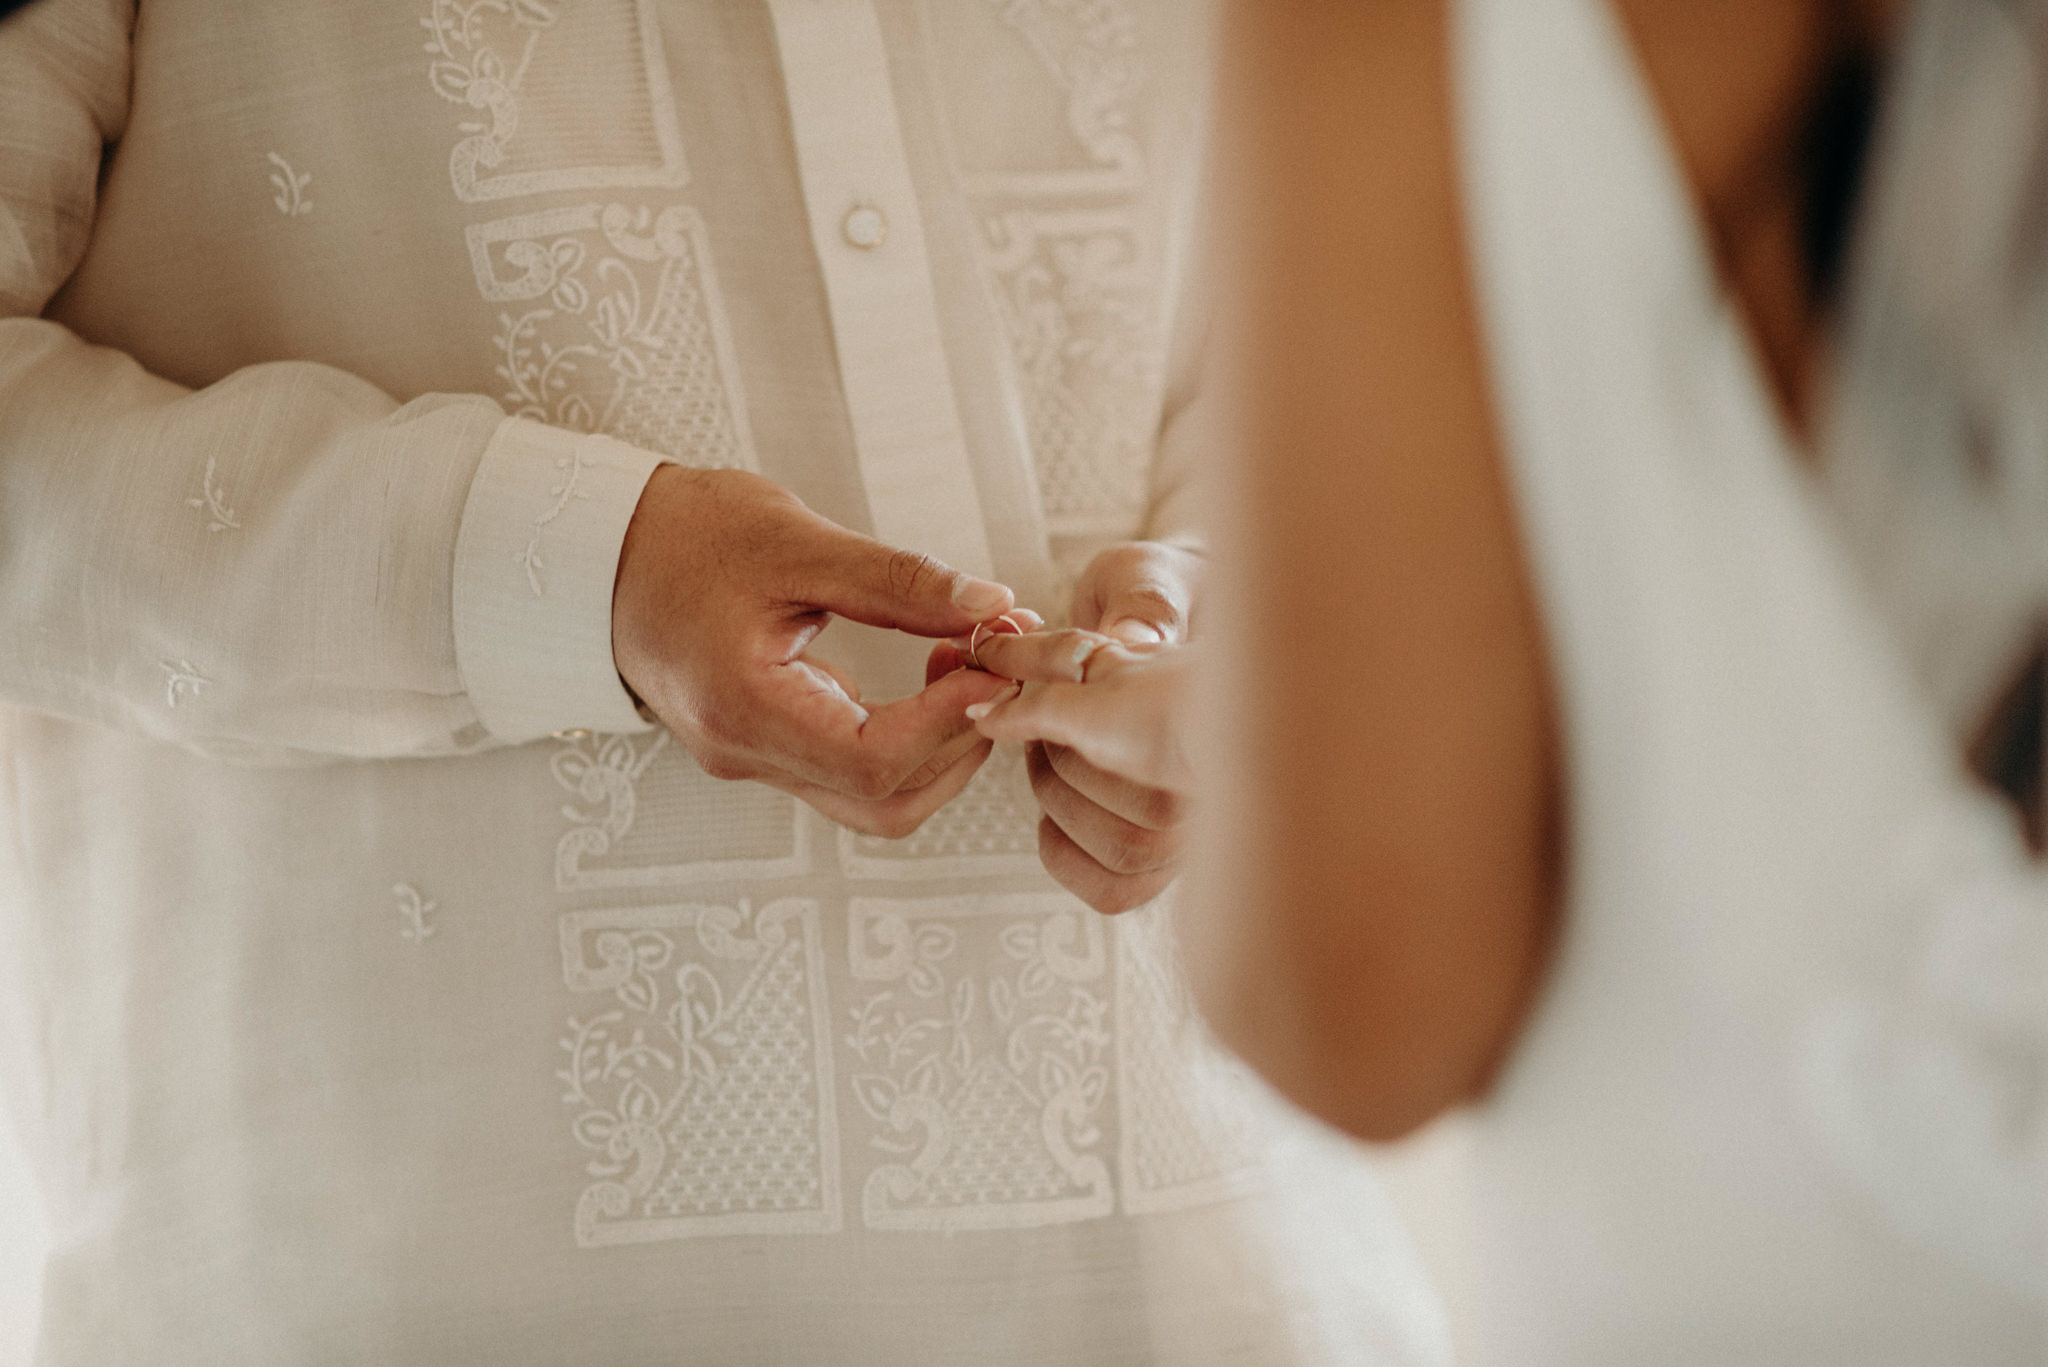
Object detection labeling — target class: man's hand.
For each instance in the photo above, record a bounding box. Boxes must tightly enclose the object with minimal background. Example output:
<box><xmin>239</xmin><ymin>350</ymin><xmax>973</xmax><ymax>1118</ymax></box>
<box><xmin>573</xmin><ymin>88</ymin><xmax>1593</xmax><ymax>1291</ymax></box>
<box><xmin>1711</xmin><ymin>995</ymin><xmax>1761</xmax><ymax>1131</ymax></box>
<box><xmin>935</xmin><ymin>541</ymin><xmax>1201</xmax><ymax>913</ymax></box>
<box><xmin>613</xmin><ymin>465</ymin><xmax>1023</xmax><ymax>838</ymax></box>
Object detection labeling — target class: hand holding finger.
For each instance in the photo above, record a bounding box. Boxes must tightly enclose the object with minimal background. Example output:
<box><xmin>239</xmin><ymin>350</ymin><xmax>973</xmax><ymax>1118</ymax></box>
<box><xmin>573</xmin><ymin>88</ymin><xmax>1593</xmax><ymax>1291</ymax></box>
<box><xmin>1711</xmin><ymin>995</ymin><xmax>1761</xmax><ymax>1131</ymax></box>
<box><xmin>615</xmin><ymin>464</ymin><xmax>1030</xmax><ymax>815</ymax></box>
<box><xmin>957</xmin><ymin>626</ymin><xmax>1134</xmax><ymax>684</ymax></box>
<box><xmin>968</xmin><ymin>648</ymin><xmax>1194</xmax><ymax>794</ymax></box>
<box><xmin>925</xmin><ymin>608</ymin><xmax>1044</xmax><ymax>684</ymax></box>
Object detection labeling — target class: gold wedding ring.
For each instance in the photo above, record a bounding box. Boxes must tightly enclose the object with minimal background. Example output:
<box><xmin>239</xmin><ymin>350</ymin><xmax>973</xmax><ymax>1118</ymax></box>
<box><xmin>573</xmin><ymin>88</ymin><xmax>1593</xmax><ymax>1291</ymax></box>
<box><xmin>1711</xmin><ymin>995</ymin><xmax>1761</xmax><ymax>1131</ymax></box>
<box><xmin>967</xmin><ymin>613</ymin><xmax>1027</xmax><ymax>671</ymax></box>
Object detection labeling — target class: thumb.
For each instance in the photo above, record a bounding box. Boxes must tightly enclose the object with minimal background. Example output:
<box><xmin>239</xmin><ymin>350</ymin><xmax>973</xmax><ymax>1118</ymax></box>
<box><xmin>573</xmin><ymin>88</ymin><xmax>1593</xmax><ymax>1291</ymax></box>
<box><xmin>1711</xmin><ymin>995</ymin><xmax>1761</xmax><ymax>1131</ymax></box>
<box><xmin>793</xmin><ymin>522</ymin><xmax>1013</xmax><ymax>638</ymax></box>
<box><xmin>1095</xmin><ymin>580</ymin><xmax>1183</xmax><ymax>648</ymax></box>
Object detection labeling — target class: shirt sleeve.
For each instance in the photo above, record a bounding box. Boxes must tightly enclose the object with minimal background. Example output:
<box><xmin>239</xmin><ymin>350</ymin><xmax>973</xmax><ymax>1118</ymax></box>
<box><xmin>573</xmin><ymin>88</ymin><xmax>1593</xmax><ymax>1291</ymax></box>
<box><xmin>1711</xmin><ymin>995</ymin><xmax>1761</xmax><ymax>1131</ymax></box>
<box><xmin>0</xmin><ymin>0</ymin><xmax>663</xmax><ymax>762</ymax></box>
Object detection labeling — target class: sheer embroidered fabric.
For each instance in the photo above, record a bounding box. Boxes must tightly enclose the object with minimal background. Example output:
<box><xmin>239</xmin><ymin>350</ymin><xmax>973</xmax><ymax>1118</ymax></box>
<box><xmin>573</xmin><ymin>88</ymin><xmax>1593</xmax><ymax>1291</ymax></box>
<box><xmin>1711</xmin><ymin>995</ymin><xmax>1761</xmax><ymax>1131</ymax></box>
<box><xmin>0</xmin><ymin>1</ymin><xmax>1441</xmax><ymax>1363</ymax></box>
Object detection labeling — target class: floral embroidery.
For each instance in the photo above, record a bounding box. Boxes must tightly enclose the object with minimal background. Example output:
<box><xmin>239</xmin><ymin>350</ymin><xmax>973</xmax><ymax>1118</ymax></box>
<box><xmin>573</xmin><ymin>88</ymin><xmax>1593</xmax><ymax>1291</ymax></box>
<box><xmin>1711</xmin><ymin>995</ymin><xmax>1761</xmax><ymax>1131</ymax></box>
<box><xmin>422</xmin><ymin>0</ymin><xmax>557</xmax><ymax>202</ymax></box>
<box><xmin>391</xmin><ymin>883</ymin><xmax>438</xmax><ymax>943</ymax></box>
<box><xmin>931</xmin><ymin>0</ymin><xmax>1166</xmax><ymax>536</ymax></box>
<box><xmin>185</xmin><ymin>456</ymin><xmax>241</xmax><ymax>532</ymax></box>
<box><xmin>557</xmin><ymin>899</ymin><xmax>841</xmax><ymax>1244</ymax></box>
<box><xmin>264</xmin><ymin>152</ymin><xmax>313</xmax><ymax>217</ymax></box>
<box><xmin>512</xmin><ymin>443</ymin><xmax>589</xmax><ymax>596</ymax></box>
<box><xmin>421</xmin><ymin>0</ymin><xmax>686</xmax><ymax>203</ymax></box>
<box><xmin>477</xmin><ymin>203</ymin><xmax>757</xmax><ymax>470</ymax></box>
<box><xmin>974</xmin><ymin>0</ymin><xmax>1147</xmax><ymax>194</ymax></box>
<box><xmin>982</xmin><ymin>209</ymin><xmax>1160</xmax><ymax>530</ymax></box>
<box><xmin>846</xmin><ymin>894</ymin><xmax>1114</xmax><ymax>1230</ymax></box>
<box><xmin>550</xmin><ymin>730</ymin><xmax>808</xmax><ymax>891</ymax></box>
<box><xmin>159</xmin><ymin>659</ymin><xmax>209</xmax><ymax>708</ymax></box>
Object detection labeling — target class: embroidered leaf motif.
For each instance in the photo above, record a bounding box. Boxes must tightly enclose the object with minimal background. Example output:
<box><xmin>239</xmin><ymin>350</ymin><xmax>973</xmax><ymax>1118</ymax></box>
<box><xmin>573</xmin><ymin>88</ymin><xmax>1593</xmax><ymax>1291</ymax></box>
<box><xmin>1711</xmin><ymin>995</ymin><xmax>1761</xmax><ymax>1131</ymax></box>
<box><xmin>158</xmin><ymin>659</ymin><xmax>209</xmax><ymax>709</ymax></box>
<box><xmin>263</xmin><ymin>152</ymin><xmax>312</xmax><ymax>217</ymax></box>
<box><xmin>851</xmin><ymin>1073</ymin><xmax>900</xmax><ymax>1123</ymax></box>
<box><xmin>185</xmin><ymin>455</ymin><xmax>241</xmax><ymax>531</ymax></box>
<box><xmin>390</xmin><ymin>882</ymin><xmax>438</xmax><ymax>943</ymax></box>
<box><xmin>905</xmin><ymin>1055</ymin><xmax>946</xmax><ymax>1101</ymax></box>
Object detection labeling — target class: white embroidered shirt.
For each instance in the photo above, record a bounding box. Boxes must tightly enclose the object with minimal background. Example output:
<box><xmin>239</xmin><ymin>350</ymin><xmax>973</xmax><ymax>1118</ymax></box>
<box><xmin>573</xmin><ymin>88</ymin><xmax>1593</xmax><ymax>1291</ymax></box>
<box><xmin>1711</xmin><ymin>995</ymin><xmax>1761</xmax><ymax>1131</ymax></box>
<box><xmin>0</xmin><ymin>1</ymin><xmax>1443</xmax><ymax>1363</ymax></box>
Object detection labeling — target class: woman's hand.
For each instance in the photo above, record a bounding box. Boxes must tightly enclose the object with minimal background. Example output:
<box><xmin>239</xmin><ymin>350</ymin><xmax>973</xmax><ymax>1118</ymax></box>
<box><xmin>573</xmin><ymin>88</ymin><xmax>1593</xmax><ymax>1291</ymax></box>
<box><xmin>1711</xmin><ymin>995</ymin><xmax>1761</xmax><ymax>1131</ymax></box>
<box><xmin>966</xmin><ymin>642</ymin><xmax>1194</xmax><ymax>795</ymax></box>
<box><xmin>928</xmin><ymin>541</ymin><xmax>1201</xmax><ymax>913</ymax></box>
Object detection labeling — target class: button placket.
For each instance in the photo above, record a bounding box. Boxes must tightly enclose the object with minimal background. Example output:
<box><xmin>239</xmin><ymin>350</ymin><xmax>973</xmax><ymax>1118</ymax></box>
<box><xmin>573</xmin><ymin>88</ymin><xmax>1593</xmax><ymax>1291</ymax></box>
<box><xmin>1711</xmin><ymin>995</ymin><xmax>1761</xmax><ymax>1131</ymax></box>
<box><xmin>766</xmin><ymin>0</ymin><xmax>994</xmax><ymax>580</ymax></box>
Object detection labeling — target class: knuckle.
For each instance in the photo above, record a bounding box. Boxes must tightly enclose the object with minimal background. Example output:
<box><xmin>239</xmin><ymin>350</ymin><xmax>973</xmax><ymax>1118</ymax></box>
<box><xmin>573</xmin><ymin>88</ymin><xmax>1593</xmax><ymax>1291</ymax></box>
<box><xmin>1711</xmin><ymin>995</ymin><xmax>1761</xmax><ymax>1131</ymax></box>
<box><xmin>885</xmin><ymin>548</ymin><xmax>947</xmax><ymax>602</ymax></box>
<box><xmin>847</xmin><ymin>759</ymin><xmax>901</xmax><ymax>803</ymax></box>
<box><xmin>1101</xmin><ymin>826</ymin><xmax>1169</xmax><ymax>875</ymax></box>
<box><xmin>847</xmin><ymin>796</ymin><xmax>935</xmax><ymax>841</ymax></box>
<box><xmin>1041</xmin><ymin>742</ymin><xmax>1093</xmax><ymax>789</ymax></box>
<box><xmin>689</xmin><ymin>694</ymin><xmax>753</xmax><ymax>752</ymax></box>
<box><xmin>1099</xmin><ymin>542</ymin><xmax>1151</xmax><ymax>576</ymax></box>
<box><xmin>1121</xmin><ymin>583</ymin><xmax>1184</xmax><ymax>629</ymax></box>
<box><xmin>1026</xmin><ymin>750</ymin><xmax>1064</xmax><ymax>801</ymax></box>
<box><xmin>694</xmin><ymin>750</ymin><xmax>752</xmax><ymax>783</ymax></box>
<box><xmin>1135</xmin><ymin>787</ymin><xmax>1185</xmax><ymax>831</ymax></box>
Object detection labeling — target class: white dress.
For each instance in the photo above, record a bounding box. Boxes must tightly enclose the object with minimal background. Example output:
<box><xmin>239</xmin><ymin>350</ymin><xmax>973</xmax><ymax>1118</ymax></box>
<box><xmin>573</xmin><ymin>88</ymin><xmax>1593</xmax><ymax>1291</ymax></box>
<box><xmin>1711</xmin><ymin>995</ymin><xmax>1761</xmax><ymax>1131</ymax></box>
<box><xmin>0</xmin><ymin>2</ymin><xmax>1444</xmax><ymax>1362</ymax></box>
<box><xmin>1456</xmin><ymin>0</ymin><xmax>2047</xmax><ymax>1360</ymax></box>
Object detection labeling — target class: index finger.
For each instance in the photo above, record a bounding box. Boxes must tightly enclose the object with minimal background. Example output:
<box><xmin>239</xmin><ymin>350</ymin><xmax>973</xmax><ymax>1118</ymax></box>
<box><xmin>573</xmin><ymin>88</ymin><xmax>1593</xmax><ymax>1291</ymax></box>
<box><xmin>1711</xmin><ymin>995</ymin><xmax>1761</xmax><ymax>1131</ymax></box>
<box><xmin>961</xmin><ymin>628</ymin><xmax>1137</xmax><ymax>684</ymax></box>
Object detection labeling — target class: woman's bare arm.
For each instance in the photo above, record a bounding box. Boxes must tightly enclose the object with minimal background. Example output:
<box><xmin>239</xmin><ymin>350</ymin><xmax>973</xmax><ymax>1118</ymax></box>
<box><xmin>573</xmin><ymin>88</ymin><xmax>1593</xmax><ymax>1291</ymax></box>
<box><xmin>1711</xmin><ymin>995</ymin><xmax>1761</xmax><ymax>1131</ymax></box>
<box><xmin>1185</xmin><ymin>0</ymin><xmax>1560</xmax><ymax>1142</ymax></box>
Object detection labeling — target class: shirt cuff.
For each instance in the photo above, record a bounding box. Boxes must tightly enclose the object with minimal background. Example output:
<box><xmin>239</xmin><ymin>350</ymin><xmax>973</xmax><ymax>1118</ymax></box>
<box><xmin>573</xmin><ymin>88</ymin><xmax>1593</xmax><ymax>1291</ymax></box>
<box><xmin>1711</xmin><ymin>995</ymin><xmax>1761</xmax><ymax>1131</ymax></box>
<box><xmin>452</xmin><ymin>416</ymin><xmax>670</xmax><ymax>743</ymax></box>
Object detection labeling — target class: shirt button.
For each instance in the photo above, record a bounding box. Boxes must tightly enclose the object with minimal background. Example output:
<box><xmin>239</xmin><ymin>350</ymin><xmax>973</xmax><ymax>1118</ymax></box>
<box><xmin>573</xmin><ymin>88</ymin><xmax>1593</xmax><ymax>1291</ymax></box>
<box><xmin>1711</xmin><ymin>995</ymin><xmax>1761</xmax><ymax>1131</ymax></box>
<box><xmin>841</xmin><ymin>204</ymin><xmax>888</xmax><ymax>250</ymax></box>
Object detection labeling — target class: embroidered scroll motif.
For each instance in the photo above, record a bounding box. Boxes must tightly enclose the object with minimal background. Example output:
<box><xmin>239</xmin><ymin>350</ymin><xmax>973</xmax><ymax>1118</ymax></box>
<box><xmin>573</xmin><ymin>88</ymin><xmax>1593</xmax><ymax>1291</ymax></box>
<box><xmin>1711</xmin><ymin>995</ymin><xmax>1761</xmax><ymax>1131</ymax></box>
<box><xmin>391</xmin><ymin>883</ymin><xmax>438</xmax><ymax>943</ymax></box>
<box><xmin>159</xmin><ymin>659</ymin><xmax>210</xmax><ymax>708</ymax></box>
<box><xmin>186</xmin><ymin>456</ymin><xmax>241</xmax><ymax>533</ymax></box>
<box><xmin>982</xmin><ymin>209</ymin><xmax>1160</xmax><ymax>530</ymax></box>
<box><xmin>550</xmin><ymin>730</ymin><xmax>808</xmax><ymax>892</ymax></box>
<box><xmin>1113</xmin><ymin>899</ymin><xmax>1263</xmax><ymax>1213</ymax></box>
<box><xmin>264</xmin><ymin>153</ymin><xmax>313</xmax><ymax>217</ymax></box>
<box><xmin>420</xmin><ymin>0</ymin><xmax>687</xmax><ymax>203</ymax></box>
<box><xmin>967</xmin><ymin>0</ymin><xmax>1147</xmax><ymax>196</ymax></box>
<box><xmin>846</xmin><ymin>894</ymin><xmax>1114</xmax><ymax>1230</ymax></box>
<box><xmin>557</xmin><ymin>899</ymin><xmax>842</xmax><ymax>1244</ymax></box>
<box><xmin>474</xmin><ymin>203</ymin><xmax>758</xmax><ymax>471</ymax></box>
<box><xmin>927</xmin><ymin>0</ymin><xmax>1167</xmax><ymax>537</ymax></box>
<box><xmin>837</xmin><ymin>746</ymin><xmax>1042</xmax><ymax>881</ymax></box>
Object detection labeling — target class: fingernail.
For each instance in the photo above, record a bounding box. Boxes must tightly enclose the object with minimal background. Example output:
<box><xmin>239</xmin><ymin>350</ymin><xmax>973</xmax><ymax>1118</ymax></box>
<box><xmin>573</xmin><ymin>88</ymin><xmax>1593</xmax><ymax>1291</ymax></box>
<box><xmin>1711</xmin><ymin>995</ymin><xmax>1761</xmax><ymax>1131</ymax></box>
<box><xmin>953</xmin><ymin>578</ymin><xmax>1011</xmax><ymax>616</ymax></box>
<box><xmin>965</xmin><ymin>701</ymin><xmax>998</xmax><ymax>722</ymax></box>
<box><xmin>1105</xmin><ymin>618</ymin><xmax>1164</xmax><ymax>646</ymax></box>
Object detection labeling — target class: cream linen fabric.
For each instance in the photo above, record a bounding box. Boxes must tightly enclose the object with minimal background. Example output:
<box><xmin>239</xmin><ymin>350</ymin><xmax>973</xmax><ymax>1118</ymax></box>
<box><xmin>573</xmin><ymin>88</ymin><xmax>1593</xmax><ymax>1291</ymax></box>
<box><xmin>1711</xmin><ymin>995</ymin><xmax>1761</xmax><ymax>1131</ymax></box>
<box><xmin>1456</xmin><ymin>0</ymin><xmax>2046</xmax><ymax>1360</ymax></box>
<box><xmin>0</xmin><ymin>1</ymin><xmax>1445</xmax><ymax>1363</ymax></box>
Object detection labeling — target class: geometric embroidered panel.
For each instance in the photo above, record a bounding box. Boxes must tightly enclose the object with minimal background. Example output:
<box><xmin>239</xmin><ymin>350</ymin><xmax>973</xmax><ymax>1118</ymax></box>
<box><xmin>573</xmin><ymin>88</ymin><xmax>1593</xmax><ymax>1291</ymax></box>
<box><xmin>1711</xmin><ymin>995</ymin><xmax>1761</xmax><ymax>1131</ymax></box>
<box><xmin>551</xmin><ymin>731</ymin><xmax>809</xmax><ymax>893</ymax></box>
<box><xmin>846</xmin><ymin>893</ymin><xmax>1115</xmax><ymax>1231</ymax></box>
<box><xmin>424</xmin><ymin>0</ymin><xmax>688</xmax><ymax>204</ymax></box>
<box><xmin>1113</xmin><ymin>899</ymin><xmax>1265</xmax><ymax>1215</ymax></box>
<box><xmin>557</xmin><ymin>900</ymin><xmax>842</xmax><ymax>1245</ymax></box>
<box><xmin>470</xmin><ymin>203</ymin><xmax>758</xmax><ymax>472</ymax></box>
